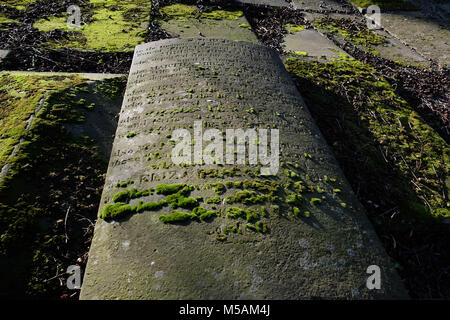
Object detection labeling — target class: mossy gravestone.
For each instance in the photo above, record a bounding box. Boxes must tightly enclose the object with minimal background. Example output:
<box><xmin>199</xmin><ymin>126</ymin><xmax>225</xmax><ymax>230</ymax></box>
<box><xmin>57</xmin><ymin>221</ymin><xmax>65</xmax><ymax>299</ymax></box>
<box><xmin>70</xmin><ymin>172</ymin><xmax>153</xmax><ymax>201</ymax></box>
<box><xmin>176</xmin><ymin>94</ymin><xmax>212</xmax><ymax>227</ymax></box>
<box><xmin>80</xmin><ymin>38</ymin><xmax>407</xmax><ymax>299</ymax></box>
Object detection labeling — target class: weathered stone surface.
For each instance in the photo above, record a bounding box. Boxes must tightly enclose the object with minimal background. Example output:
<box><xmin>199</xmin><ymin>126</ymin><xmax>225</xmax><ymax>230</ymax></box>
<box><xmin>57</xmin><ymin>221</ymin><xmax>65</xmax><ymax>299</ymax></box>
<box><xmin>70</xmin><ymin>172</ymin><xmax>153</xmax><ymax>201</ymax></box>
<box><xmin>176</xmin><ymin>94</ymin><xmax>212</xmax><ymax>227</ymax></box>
<box><xmin>158</xmin><ymin>5</ymin><xmax>258</xmax><ymax>43</ymax></box>
<box><xmin>291</xmin><ymin>0</ymin><xmax>353</xmax><ymax>12</ymax></box>
<box><xmin>234</xmin><ymin>0</ymin><xmax>291</xmax><ymax>7</ymax></box>
<box><xmin>80</xmin><ymin>38</ymin><xmax>407</xmax><ymax>300</ymax></box>
<box><xmin>31</xmin><ymin>0</ymin><xmax>151</xmax><ymax>52</ymax></box>
<box><xmin>381</xmin><ymin>12</ymin><xmax>450</xmax><ymax>68</ymax></box>
<box><xmin>283</xmin><ymin>28</ymin><xmax>348</xmax><ymax>60</ymax></box>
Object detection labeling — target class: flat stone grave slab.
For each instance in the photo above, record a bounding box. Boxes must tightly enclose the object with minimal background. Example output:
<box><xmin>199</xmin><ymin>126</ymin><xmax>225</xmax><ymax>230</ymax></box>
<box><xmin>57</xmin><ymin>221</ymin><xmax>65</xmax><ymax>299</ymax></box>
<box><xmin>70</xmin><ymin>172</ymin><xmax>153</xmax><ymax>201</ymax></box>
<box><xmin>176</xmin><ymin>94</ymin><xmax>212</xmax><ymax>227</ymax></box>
<box><xmin>308</xmin><ymin>12</ymin><xmax>431</xmax><ymax>67</ymax></box>
<box><xmin>0</xmin><ymin>0</ymin><xmax>35</xmax><ymax>11</ymax></box>
<box><xmin>283</xmin><ymin>28</ymin><xmax>349</xmax><ymax>60</ymax></box>
<box><xmin>80</xmin><ymin>38</ymin><xmax>407</xmax><ymax>300</ymax></box>
<box><xmin>0</xmin><ymin>50</ymin><xmax>9</xmax><ymax>64</ymax></box>
<box><xmin>157</xmin><ymin>3</ymin><xmax>258</xmax><ymax>43</ymax></box>
<box><xmin>29</xmin><ymin>0</ymin><xmax>151</xmax><ymax>52</ymax></box>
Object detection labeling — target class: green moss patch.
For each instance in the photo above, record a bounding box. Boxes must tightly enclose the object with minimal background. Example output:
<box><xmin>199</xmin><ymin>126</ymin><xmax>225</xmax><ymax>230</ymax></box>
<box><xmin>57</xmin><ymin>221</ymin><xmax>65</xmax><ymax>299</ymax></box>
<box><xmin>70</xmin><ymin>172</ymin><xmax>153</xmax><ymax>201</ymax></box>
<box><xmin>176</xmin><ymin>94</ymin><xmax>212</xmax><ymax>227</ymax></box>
<box><xmin>314</xmin><ymin>17</ymin><xmax>386</xmax><ymax>48</ymax></box>
<box><xmin>285</xmin><ymin>58</ymin><xmax>449</xmax><ymax>219</ymax></box>
<box><xmin>155</xmin><ymin>183</ymin><xmax>187</xmax><ymax>195</ymax></box>
<box><xmin>159</xmin><ymin>210</ymin><xmax>197</xmax><ymax>224</ymax></box>
<box><xmin>157</xmin><ymin>3</ymin><xmax>256</xmax><ymax>43</ymax></box>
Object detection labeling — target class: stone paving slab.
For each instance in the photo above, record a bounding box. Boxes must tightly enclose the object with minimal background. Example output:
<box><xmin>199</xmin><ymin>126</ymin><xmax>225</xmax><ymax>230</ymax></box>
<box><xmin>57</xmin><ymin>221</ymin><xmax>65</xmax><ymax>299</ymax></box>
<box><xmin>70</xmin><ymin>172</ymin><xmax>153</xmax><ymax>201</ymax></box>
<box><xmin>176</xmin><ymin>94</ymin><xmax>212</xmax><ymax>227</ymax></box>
<box><xmin>30</xmin><ymin>0</ymin><xmax>151</xmax><ymax>53</ymax></box>
<box><xmin>381</xmin><ymin>11</ymin><xmax>450</xmax><ymax>68</ymax></box>
<box><xmin>0</xmin><ymin>71</ymin><xmax>125</xmax><ymax>172</ymax></box>
<box><xmin>370</xmin><ymin>28</ymin><xmax>428</xmax><ymax>67</ymax></box>
<box><xmin>302</xmin><ymin>11</ymin><xmax>432</xmax><ymax>67</ymax></box>
<box><xmin>283</xmin><ymin>28</ymin><xmax>348</xmax><ymax>60</ymax></box>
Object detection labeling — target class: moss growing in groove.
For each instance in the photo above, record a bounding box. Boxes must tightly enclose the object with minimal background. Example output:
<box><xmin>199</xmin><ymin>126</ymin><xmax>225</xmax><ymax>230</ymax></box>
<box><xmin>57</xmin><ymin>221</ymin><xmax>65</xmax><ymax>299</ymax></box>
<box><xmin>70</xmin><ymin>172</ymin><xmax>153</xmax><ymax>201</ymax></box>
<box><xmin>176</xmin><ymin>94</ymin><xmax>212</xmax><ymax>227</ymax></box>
<box><xmin>310</xmin><ymin>198</ymin><xmax>322</xmax><ymax>206</ymax></box>
<box><xmin>129</xmin><ymin>188</ymin><xmax>150</xmax><ymax>199</ymax></box>
<box><xmin>126</xmin><ymin>132</ymin><xmax>137</xmax><ymax>138</ymax></box>
<box><xmin>246</xmin><ymin>221</ymin><xmax>268</xmax><ymax>233</ymax></box>
<box><xmin>2</xmin><ymin>0</ymin><xmax>35</xmax><ymax>11</ymax></box>
<box><xmin>165</xmin><ymin>186</ymin><xmax>198</xmax><ymax>209</ymax></box>
<box><xmin>260</xmin><ymin>206</ymin><xmax>267</xmax><ymax>217</ymax></box>
<box><xmin>159</xmin><ymin>210</ymin><xmax>197</xmax><ymax>224</ymax></box>
<box><xmin>0</xmin><ymin>73</ymin><xmax>85</xmax><ymax>170</ymax></box>
<box><xmin>225</xmin><ymin>190</ymin><xmax>268</xmax><ymax>205</ymax></box>
<box><xmin>284</xmin><ymin>24</ymin><xmax>306</xmax><ymax>34</ymax></box>
<box><xmin>33</xmin><ymin>0</ymin><xmax>151</xmax><ymax>52</ymax></box>
<box><xmin>201</xmin><ymin>9</ymin><xmax>244</xmax><ymax>21</ymax></box>
<box><xmin>171</xmin><ymin>195</ymin><xmax>199</xmax><ymax>209</ymax></box>
<box><xmin>112</xmin><ymin>188</ymin><xmax>151</xmax><ymax>203</ymax></box>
